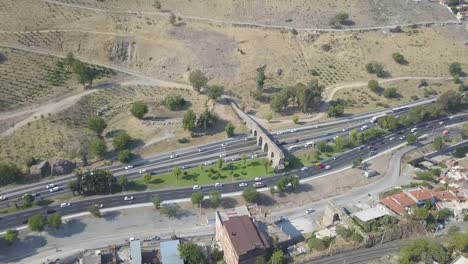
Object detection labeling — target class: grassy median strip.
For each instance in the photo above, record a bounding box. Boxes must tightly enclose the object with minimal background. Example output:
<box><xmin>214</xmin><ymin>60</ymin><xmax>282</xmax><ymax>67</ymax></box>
<box><xmin>132</xmin><ymin>159</ymin><xmax>273</xmax><ymax>190</ymax></box>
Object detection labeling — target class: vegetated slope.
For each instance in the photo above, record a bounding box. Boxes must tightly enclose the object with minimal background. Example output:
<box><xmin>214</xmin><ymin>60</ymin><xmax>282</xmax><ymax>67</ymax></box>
<box><xmin>44</xmin><ymin>0</ymin><xmax>454</xmax><ymax>29</ymax></box>
<box><xmin>0</xmin><ymin>47</ymin><xmax>78</xmax><ymax>112</ymax></box>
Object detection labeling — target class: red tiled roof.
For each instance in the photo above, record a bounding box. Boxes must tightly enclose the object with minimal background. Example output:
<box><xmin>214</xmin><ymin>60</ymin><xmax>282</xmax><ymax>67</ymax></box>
<box><xmin>432</xmin><ymin>191</ymin><xmax>458</xmax><ymax>202</ymax></box>
<box><xmin>380</xmin><ymin>197</ymin><xmax>407</xmax><ymax>215</ymax></box>
<box><xmin>408</xmin><ymin>189</ymin><xmax>433</xmax><ymax>201</ymax></box>
<box><xmin>223</xmin><ymin>215</ymin><xmax>270</xmax><ymax>256</ymax></box>
<box><xmin>391</xmin><ymin>193</ymin><xmax>416</xmax><ymax>207</ymax></box>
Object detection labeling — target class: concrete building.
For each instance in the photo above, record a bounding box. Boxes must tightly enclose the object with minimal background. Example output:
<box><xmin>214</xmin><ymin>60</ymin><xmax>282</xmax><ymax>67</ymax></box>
<box><xmin>160</xmin><ymin>240</ymin><xmax>183</xmax><ymax>264</ymax></box>
<box><xmin>215</xmin><ymin>212</ymin><xmax>270</xmax><ymax>264</ymax></box>
<box><xmin>130</xmin><ymin>240</ymin><xmax>142</xmax><ymax>264</ymax></box>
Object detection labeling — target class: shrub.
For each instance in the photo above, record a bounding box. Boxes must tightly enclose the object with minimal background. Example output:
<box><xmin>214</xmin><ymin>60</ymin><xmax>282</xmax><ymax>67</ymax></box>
<box><xmin>383</xmin><ymin>87</ymin><xmax>398</xmax><ymax>98</ymax></box>
<box><xmin>365</xmin><ymin>62</ymin><xmax>385</xmax><ymax>77</ymax></box>
<box><xmin>130</xmin><ymin>101</ymin><xmax>148</xmax><ymax>119</ymax></box>
<box><xmin>188</xmin><ymin>70</ymin><xmax>208</xmax><ymax>93</ymax></box>
<box><xmin>162</xmin><ymin>94</ymin><xmax>186</xmax><ymax>110</ymax></box>
<box><xmin>449</xmin><ymin>62</ymin><xmax>462</xmax><ymax>77</ymax></box>
<box><xmin>392</xmin><ymin>52</ymin><xmax>405</xmax><ymax>64</ymax></box>
<box><xmin>90</xmin><ymin>139</ymin><xmax>107</xmax><ymax>157</ymax></box>
<box><xmin>368</xmin><ymin>79</ymin><xmax>379</xmax><ymax>93</ymax></box>
<box><xmin>112</xmin><ymin>131</ymin><xmax>131</xmax><ymax>150</ymax></box>
<box><xmin>118</xmin><ymin>150</ymin><xmax>133</xmax><ymax>163</ymax></box>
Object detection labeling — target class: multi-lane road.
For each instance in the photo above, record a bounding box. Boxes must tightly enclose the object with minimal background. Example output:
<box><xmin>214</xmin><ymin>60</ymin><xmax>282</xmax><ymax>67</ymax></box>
<box><xmin>0</xmin><ymin>111</ymin><xmax>466</xmax><ymax>231</ymax></box>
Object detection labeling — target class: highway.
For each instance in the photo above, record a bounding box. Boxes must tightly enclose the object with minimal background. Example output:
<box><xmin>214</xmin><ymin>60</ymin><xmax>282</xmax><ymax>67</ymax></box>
<box><xmin>0</xmin><ymin>113</ymin><xmax>466</xmax><ymax>231</ymax></box>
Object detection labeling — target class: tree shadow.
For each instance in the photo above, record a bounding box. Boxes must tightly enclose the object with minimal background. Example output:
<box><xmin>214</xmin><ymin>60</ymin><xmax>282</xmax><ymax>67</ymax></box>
<box><xmin>263</xmin><ymin>86</ymin><xmax>282</xmax><ymax>94</ymax></box>
<box><xmin>257</xmin><ymin>193</ymin><xmax>277</xmax><ymax>206</ymax></box>
<box><xmin>104</xmin><ymin>129</ymin><xmax>125</xmax><ymax>139</ymax></box>
<box><xmin>341</xmin><ymin>20</ymin><xmax>355</xmax><ymax>26</ymax></box>
<box><xmin>103</xmin><ymin>211</ymin><xmax>121</xmax><ymax>221</ymax></box>
<box><xmin>127</xmin><ymin>181</ymin><xmax>148</xmax><ymax>191</ymax></box>
<box><xmin>182</xmin><ymin>172</ymin><xmax>199</xmax><ymax>181</ymax></box>
<box><xmin>0</xmin><ymin>235</ymin><xmax>47</xmax><ymax>262</ymax></box>
<box><xmin>176</xmin><ymin>209</ymin><xmax>195</xmax><ymax>219</ymax></box>
<box><xmin>221</xmin><ymin>197</ymin><xmax>238</xmax><ymax>209</ymax></box>
<box><xmin>48</xmin><ymin>219</ymin><xmax>87</xmax><ymax>238</ymax></box>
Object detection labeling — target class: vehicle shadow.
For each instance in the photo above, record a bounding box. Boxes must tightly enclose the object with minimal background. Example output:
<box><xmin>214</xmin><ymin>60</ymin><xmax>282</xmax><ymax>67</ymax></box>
<box><xmin>48</xmin><ymin>219</ymin><xmax>87</xmax><ymax>238</ymax></box>
<box><xmin>0</xmin><ymin>235</ymin><xmax>47</xmax><ymax>263</ymax></box>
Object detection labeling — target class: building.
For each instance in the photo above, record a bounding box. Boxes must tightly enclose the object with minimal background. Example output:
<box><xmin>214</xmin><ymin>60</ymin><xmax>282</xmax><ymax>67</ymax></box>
<box><xmin>380</xmin><ymin>192</ymin><xmax>417</xmax><ymax>215</ymax></box>
<box><xmin>406</xmin><ymin>189</ymin><xmax>434</xmax><ymax>206</ymax></box>
<box><xmin>451</xmin><ymin>255</ymin><xmax>468</xmax><ymax>264</ymax></box>
<box><xmin>130</xmin><ymin>240</ymin><xmax>142</xmax><ymax>264</ymax></box>
<box><xmin>160</xmin><ymin>240</ymin><xmax>183</xmax><ymax>264</ymax></box>
<box><xmin>353</xmin><ymin>206</ymin><xmax>388</xmax><ymax>222</ymax></box>
<box><xmin>215</xmin><ymin>212</ymin><xmax>270</xmax><ymax>264</ymax></box>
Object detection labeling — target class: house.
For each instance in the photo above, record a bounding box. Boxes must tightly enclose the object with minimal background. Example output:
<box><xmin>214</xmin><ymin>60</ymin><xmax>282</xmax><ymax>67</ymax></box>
<box><xmin>406</xmin><ymin>189</ymin><xmax>434</xmax><ymax>206</ymax></box>
<box><xmin>380</xmin><ymin>192</ymin><xmax>417</xmax><ymax>215</ymax></box>
<box><xmin>160</xmin><ymin>240</ymin><xmax>183</xmax><ymax>264</ymax></box>
<box><xmin>451</xmin><ymin>255</ymin><xmax>468</xmax><ymax>264</ymax></box>
<box><xmin>215</xmin><ymin>212</ymin><xmax>270</xmax><ymax>264</ymax></box>
<box><xmin>130</xmin><ymin>240</ymin><xmax>142</xmax><ymax>264</ymax></box>
<box><xmin>353</xmin><ymin>206</ymin><xmax>388</xmax><ymax>222</ymax></box>
<box><xmin>29</xmin><ymin>160</ymin><xmax>51</xmax><ymax>178</ymax></box>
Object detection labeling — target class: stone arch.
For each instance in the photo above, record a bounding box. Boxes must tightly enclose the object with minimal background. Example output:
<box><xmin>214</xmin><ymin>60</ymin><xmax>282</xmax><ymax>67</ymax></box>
<box><xmin>263</xmin><ymin>143</ymin><xmax>269</xmax><ymax>153</ymax></box>
<box><xmin>333</xmin><ymin>213</ymin><xmax>340</xmax><ymax>223</ymax></box>
<box><xmin>253</xmin><ymin>130</ymin><xmax>258</xmax><ymax>137</ymax></box>
<box><xmin>258</xmin><ymin>136</ymin><xmax>263</xmax><ymax>147</ymax></box>
<box><xmin>270</xmin><ymin>151</ymin><xmax>275</xmax><ymax>158</ymax></box>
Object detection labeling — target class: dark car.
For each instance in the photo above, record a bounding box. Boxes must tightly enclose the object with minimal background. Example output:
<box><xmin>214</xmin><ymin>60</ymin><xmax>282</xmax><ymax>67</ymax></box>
<box><xmin>46</xmin><ymin>209</ymin><xmax>56</xmax><ymax>214</ymax></box>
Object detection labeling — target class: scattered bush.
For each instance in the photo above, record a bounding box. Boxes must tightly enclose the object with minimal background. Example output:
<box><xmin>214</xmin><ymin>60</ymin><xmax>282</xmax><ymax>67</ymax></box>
<box><xmin>118</xmin><ymin>150</ymin><xmax>133</xmax><ymax>163</ymax></box>
<box><xmin>365</xmin><ymin>61</ymin><xmax>385</xmax><ymax>77</ymax></box>
<box><xmin>392</xmin><ymin>52</ymin><xmax>405</xmax><ymax>64</ymax></box>
<box><xmin>162</xmin><ymin>94</ymin><xmax>186</xmax><ymax>110</ymax></box>
<box><xmin>383</xmin><ymin>87</ymin><xmax>398</xmax><ymax>98</ymax></box>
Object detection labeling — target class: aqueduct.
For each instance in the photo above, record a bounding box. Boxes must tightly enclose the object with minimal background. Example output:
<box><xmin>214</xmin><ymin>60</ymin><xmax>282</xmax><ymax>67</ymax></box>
<box><xmin>229</xmin><ymin>100</ymin><xmax>285</xmax><ymax>171</ymax></box>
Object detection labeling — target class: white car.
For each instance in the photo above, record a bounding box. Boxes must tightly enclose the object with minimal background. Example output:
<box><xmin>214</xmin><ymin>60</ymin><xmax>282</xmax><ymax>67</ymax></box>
<box><xmin>139</xmin><ymin>169</ymin><xmax>147</xmax><ymax>174</ymax></box>
<box><xmin>221</xmin><ymin>143</ymin><xmax>228</xmax><ymax>148</ymax></box>
<box><xmin>46</xmin><ymin>183</ymin><xmax>56</xmax><ymax>189</ymax></box>
<box><xmin>60</xmin><ymin>202</ymin><xmax>71</xmax><ymax>208</ymax></box>
<box><xmin>49</xmin><ymin>186</ymin><xmax>60</xmax><ymax>193</ymax></box>
<box><xmin>95</xmin><ymin>203</ymin><xmax>104</xmax><ymax>208</ymax></box>
<box><xmin>325</xmin><ymin>165</ymin><xmax>331</xmax><ymax>170</ymax></box>
<box><xmin>192</xmin><ymin>185</ymin><xmax>201</xmax><ymax>190</ymax></box>
<box><xmin>0</xmin><ymin>196</ymin><xmax>7</xmax><ymax>201</ymax></box>
<box><xmin>333</xmin><ymin>136</ymin><xmax>340</xmax><ymax>140</ymax></box>
<box><xmin>124</xmin><ymin>196</ymin><xmax>134</xmax><ymax>201</ymax></box>
<box><xmin>342</xmin><ymin>128</ymin><xmax>349</xmax><ymax>132</ymax></box>
<box><xmin>124</xmin><ymin>165</ymin><xmax>134</xmax><ymax>170</ymax></box>
<box><xmin>219</xmin><ymin>153</ymin><xmax>227</xmax><ymax>158</ymax></box>
<box><xmin>231</xmin><ymin>156</ymin><xmax>240</xmax><ymax>161</ymax></box>
<box><xmin>214</xmin><ymin>183</ymin><xmax>223</xmax><ymax>187</ymax></box>
<box><xmin>239</xmin><ymin>183</ymin><xmax>248</xmax><ymax>187</ymax></box>
<box><xmin>276</xmin><ymin>131</ymin><xmax>283</xmax><ymax>135</ymax></box>
<box><xmin>254</xmin><ymin>177</ymin><xmax>262</xmax><ymax>182</ymax></box>
<box><xmin>203</xmin><ymin>161</ymin><xmax>213</xmax><ymax>166</ymax></box>
<box><xmin>290</xmin><ymin>129</ymin><xmax>297</xmax><ymax>133</ymax></box>
<box><xmin>169</xmin><ymin>153</ymin><xmax>179</xmax><ymax>159</ymax></box>
<box><xmin>251</xmin><ymin>154</ymin><xmax>258</xmax><ymax>159</ymax></box>
<box><xmin>360</xmin><ymin>125</ymin><xmax>368</xmax><ymax>131</ymax></box>
<box><xmin>306</xmin><ymin>208</ymin><xmax>315</xmax><ymax>214</ymax></box>
<box><xmin>253</xmin><ymin>182</ymin><xmax>265</xmax><ymax>188</ymax></box>
<box><xmin>438</xmin><ymin>121</ymin><xmax>444</xmax><ymax>125</ymax></box>
<box><xmin>389</xmin><ymin>137</ymin><xmax>395</xmax><ymax>141</ymax></box>
<box><xmin>198</xmin><ymin>148</ymin><xmax>206</xmax><ymax>152</ymax></box>
<box><xmin>399</xmin><ymin>135</ymin><xmax>406</xmax><ymax>140</ymax></box>
<box><xmin>301</xmin><ymin>167</ymin><xmax>309</xmax><ymax>171</ymax></box>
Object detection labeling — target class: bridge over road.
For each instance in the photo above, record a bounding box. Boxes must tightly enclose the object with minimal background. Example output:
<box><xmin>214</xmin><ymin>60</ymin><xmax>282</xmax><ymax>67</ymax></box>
<box><xmin>229</xmin><ymin>100</ymin><xmax>285</xmax><ymax>171</ymax></box>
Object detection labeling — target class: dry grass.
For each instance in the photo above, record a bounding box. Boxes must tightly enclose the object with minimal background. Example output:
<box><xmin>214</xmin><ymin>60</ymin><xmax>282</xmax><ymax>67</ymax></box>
<box><xmin>333</xmin><ymin>79</ymin><xmax>459</xmax><ymax>114</ymax></box>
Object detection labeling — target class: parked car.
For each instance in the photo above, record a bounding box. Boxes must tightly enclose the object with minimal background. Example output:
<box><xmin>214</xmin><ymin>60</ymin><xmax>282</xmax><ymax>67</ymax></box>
<box><xmin>306</xmin><ymin>208</ymin><xmax>315</xmax><ymax>214</ymax></box>
<box><xmin>192</xmin><ymin>185</ymin><xmax>201</xmax><ymax>190</ymax></box>
<box><xmin>60</xmin><ymin>202</ymin><xmax>71</xmax><ymax>208</ymax></box>
<box><xmin>124</xmin><ymin>196</ymin><xmax>134</xmax><ymax>201</ymax></box>
<box><xmin>214</xmin><ymin>183</ymin><xmax>223</xmax><ymax>187</ymax></box>
<box><xmin>239</xmin><ymin>183</ymin><xmax>248</xmax><ymax>187</ymax></box>
<box><xmin>254</xmin><ymin>177</ymin><xmax>262</xmax><ymax>182</ymax></box>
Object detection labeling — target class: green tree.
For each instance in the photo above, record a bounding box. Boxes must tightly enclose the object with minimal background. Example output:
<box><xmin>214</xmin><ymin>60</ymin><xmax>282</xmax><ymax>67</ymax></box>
<box><xmin>118</xmin><ymin>150</ymin><xmax>133</xmax><ymax>163</ymax></box>
<box><xmin>289</xmin><ymin>176</ymin><xmax>300</xmax><ymax>190</ymax></box>
<box><xmin>368</xmin><ymin>79</ymin><xmax>379</xmax><ymax>93</ymax></box>
<box><xmin>256</xmin><ymin>65</ymin><xmax>266</xmax><ymax>90</ymax></box>
<box><xmin>28</xmin><ymin>215</ymin><xmax>47</xmax><ymax>232</ymax></box>
<box><xmin>399</xmin><ymin>239</ymin><xmax>449</xmax><ymax>264</ymax></box>
<box><xmin>207</xmin><ymin>85</ymin><xmax>224</xmax><ymax>101</ymax></box>
<box><xmin>328</xmin><ymin>104</ymin><xmax>345</xmax><ymax>117</ymax></box>
<box><xmin>179</xmin><ymin>242</ymin><xmax>207</xmax><ymax>264</ymax></box>
<box><xmin>197</xmin><ymin>108</ymin><xmax>218</xmax><ymax>131</ymax></box>
<box><xmin>191</xmin><ymin>191</ymin><xmax>204</xmax><ymax>207</ymax></box>
<box><xmin>270</xmin><ymin>250</ymin><xmax>286</xmax><ymax>264</ymax></box>
<box><xmin>130</xmin><ymin>101</ymin><xmax>149</xmax><ymax>119</ymax></box>
<box><xmin>143</xmin><ymin>173</ymin><xmax>152</xmax><ymax>184</ymax></box>
<box><xmin>23</xmin><ymin>194</ymin><xmax>34</xmax><ymax>207</ymax></box>
<box><xmin>4</xmin><ymin>229</ymin><xmax>19</xmax><ymax>246</ymax></box>
<box><xmin>47</xmin><ymin>213</ymin><xmax>62</xmax><ymax>229</ymax></box>
<box><xmin>407</xmin><ymin>133</ymin><xmax>418</xmax><ymax>145</ymax></box>
<box><xmin>351</xmin><ymin>232</ymin><xmax>364</xmax><ymax>243</ymax></box>
<box><xmin>330</xmin><ymin>12</ymin><xmax>349</xmax><ymax>26</ymax></box>
<box><xmin>308</xmin><ymin>237</ymin><xmax>327</xmax><ymax>251</ymax></box>
<box><xmin>392</xmin><ymin>52</ymin><xmax>405</xmax><ymax>64</ymax></box>
<box><xmin>68</xmin><ymin>180</ymin><xmax>81</xmax><ymax>195</ymax></box>
<box><xmin>172</xmin><ymin>167</ymin><xmax>182</xmax><ymax>183</ymax></box>
<box><xmin>378</xmin><ymin>116</ymin><xmax>400</xmax><ymax>131</ymax></box>
<box><xmin>209</xmin><ymin>191</ymin><xmax>222</xmax><ymax>208</ymax></box>
<box><xmin>436</xmin><ymin>208</ymin><xmax>453</xmax><ymax>220</ymax></box>
<box><xmin>153</xmin><ymin>0</ymin><xmax>161</xmax><ymax>9</ymax></box>
<box><xmin>113</xmin><ymin>131</ymin><xmax>131</xmax><ymax>150</ymax></box>
<box><xmin>188</xmin><ymin>70</ymin><xmax>208</xmax><ymax>93</ymax></box>
<box><xmin>152</xmin><ymin>195</ymin><xmax>162</xmax><ymax>209</ymax></box>
<box><xmin>119</xmin><ymin>176</ymin><xmax>129</xmax><ymax>191</ymax></box>
<box><xmin>90</xmin><ymin>139</ymin><xmax>107</xmax><ymax>157</ymax></box>
<box><xmin>225</xmin><ymin>123</ymin><xmax>235</xmax><ymax>137</ymax></box>
<box><xmin>336</xmin><ymin>226</ymin><xmax>353</xmax><ymax>240</ymax></box>
<box><xmin>383</xmin><ymin>87</ymin><xmax>398</xmax><ymax>98</ymax></box>
<box><xmin>162</xmin><ymin>94</ymin><xmax>186</xmax><ymax>110</ymax></box>
<box><xmin>255</xmin><ymin>256</ymin><xmax>267</xmax><ymax>264</ymax></box>
<box><xmin>449</xmin><ymin>62</ymin><xmax>462</xmax><ymax>78</ymax></box>
<box><xmin>448</xmin><ymin>232</ymin><xmax>468</xmax><ymax>252</ymax></box>
<box><xmin>74</xmin><ymin>169</ymin><xmax>116</xmax><ymax>195</ymax></box>
<box><xmin>270</xmin><ymin>88</ymin><xmax>290</xmax><ymax>112</ymax></box>
<box><xmin>292</xmin><ymin>115</ymin><xmax>300</xmax><ymax>124</ymax></box>
<box><xmin>242</xmin><ymin>186</ymin><xmax>260</xmax><ymax>203</ymax></box>
<box><xmin>183</xmin><ymin>109</ymin><xmax>197</xmax><ymax>132</ymax></box>
<box><xmin>88</xmin><ymin>204</ymin><xmax>101</xmax><ymax>218</ymax></box>
<box><xmin>217</xmin><ymin>158</ymin><xmax>224</xmax><ymax>171</ymax></box>
<box><xmin>87</xmin><ymin>116</ymin><xmax>107</xmax><ymax>135</ymax></box>
<box><xmin>265</xmin><ymin>112</ymin><xmax>273</xmax><ymax>123</ymax></box>
<box><xmin>276</xmin><ymin>178</ymin><xmax>289</xmax><ymax>192</ymax></box>
<box><xmin>365</xmin><ymin>61</ymin><xmax>385</xmax><ymax>77</ymax></box>
<box><xmin>352</xmin><ymin>157</ymin><xmax>363</xmax><ymax>168</ymax></box>
<box><xmin>433</xmin><ymin>136</ymin><xmax>444</xmax><ymax>151</ymax></box>
<box><xmin>241</xmin><ymin>153</ymin><xmax>247</xmax><ymax>166</ymax></box>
